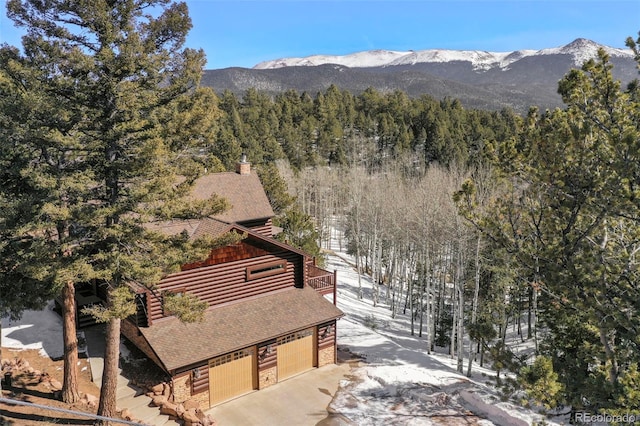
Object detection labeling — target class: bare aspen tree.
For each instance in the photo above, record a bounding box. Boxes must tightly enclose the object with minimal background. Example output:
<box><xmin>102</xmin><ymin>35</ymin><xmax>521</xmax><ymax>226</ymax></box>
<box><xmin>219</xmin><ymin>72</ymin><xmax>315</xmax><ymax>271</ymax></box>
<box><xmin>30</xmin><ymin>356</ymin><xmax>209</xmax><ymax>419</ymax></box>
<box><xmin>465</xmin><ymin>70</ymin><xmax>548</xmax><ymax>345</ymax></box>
<box><xmin>467</xmin><ymin>235</ymin><xmax>482</xmax><ymax>377</ymax></box>
<box><xmin>449</xmin><ymin>243</ymin><xmax>458</xmax><ymax>359</ymax></box>
<box><xmin>423</xmin><ymin>249</ymin><xmax>432</xmax><ymax>351</ymax></box>
<box><xmin>347</xmin><ymin>166</ymin><xmax>369</xmax><ymax>299</ymax></box>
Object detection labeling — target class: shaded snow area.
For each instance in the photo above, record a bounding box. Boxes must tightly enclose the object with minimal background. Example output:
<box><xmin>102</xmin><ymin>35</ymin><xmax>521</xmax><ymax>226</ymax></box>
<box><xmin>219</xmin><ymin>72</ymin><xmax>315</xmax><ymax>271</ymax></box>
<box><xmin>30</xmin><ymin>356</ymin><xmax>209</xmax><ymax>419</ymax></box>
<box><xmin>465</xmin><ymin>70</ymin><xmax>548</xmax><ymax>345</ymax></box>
<box><xmin>325</xmin><ymin>230</ymin><xmax>562</xmax><ymax>426</ymax></box>
<box><xmin>1</xmin><ymin>301</ymin><xmax>129</xmax><ymax>362</ymax></box>
<box><xmin>1</xmin><ymin>300</ymin><xmax>64</xmax><ymax>359</ymax></box>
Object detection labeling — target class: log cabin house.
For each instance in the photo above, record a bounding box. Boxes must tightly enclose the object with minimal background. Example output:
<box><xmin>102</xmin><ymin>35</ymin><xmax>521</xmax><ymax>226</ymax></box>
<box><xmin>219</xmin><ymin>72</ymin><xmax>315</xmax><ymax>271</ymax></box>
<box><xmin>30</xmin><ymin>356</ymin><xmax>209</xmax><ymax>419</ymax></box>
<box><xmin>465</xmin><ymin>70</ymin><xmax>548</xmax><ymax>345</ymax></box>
<box><xmin>117</xmin><ymin>157</ymin><xmax>343</xmax><ymax>409</ymax></box>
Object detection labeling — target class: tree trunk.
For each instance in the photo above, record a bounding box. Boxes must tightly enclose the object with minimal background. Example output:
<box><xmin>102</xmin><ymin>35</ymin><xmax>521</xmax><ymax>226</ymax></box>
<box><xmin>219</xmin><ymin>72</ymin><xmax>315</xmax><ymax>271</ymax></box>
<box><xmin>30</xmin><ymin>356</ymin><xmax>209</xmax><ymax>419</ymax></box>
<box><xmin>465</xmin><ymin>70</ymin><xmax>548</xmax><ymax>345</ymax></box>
<box><xmin>97</xmin><ymin>317</ymin><xmax>122</xmax><ymax>425</ymax></box>
<box><xmin>517</xmin><ymin>289</ymin><xmax>523</xmax><ymax>340</ymax></box>
<box><xmin>372</xmin><ymin>226</ymin><xmax>380</xmax><ymax>307</ymax></box>
<box><xmin>449</xmin><ymin>244</ymin><xmax>457</xmax><ymax>359</ymax></box>
<box><xmin>527</xmin><ymin>286</ymin><xmax>533</xmax><ymax>339</ymax></box>
<box><xmin>409</xmin><ymin>260</ymin><xmax>414</xmax><ymax>335</ymax></box>
<box><xmin>388</xmin><ymin>251</ymin><xmax>397</xmax><ymax>316</ymax></box>
<box><xmin>532</xmin><ymin>284</ymin><xmax>538</xmax><ymax>352</ymax></box>
<box><xmin>417</xmin><ymin>280</ymin><xmax>422</xmax><ymax>338</ymax></box>
<box><xmin>423</xmin><ymin>249</ymin><xmax>431</xmax><ymax>351</ymax></box>
<box><xmin>455</xmin><ymin>245</ymin><xmax>464</xmax><ymax>374</ymax></box>
<box><xmin>450</xmin><ymin>284</ymin><xmax>457</xmax><ymax>358</ymax></box>
<box><xmin>467</xmin><ymin>235</ymin><xmax>481</xmax><ymax>377</ymax></box>
<box><xmin>1</xmin><ymin>324</ymin><xmax>3</xmax><ymax>391</ymax></box>
<box><xmin>501</xmin><ymin>312</ymin><xmax>508</xmax><ymax>344</ymax></box>
<box><xmin>354</xmin><ymin>206</ymin><xmax>364</xmax><ymax>300</ymax></box>
<box><xmin>456</xmin><ymin>284</ymin><xmax>464</xmax><ymax>373</ymax></box>
<box><xmin>355</xmin><ymin>234</ymin><xmax>363</xmax><ymax>300</ymax></box>
<box><xmin>599</xmin><ymin>325</ymin><xmax>619</xmax><ymax>385</ymax></box>
<box><xmin>530</xmin><ymin>254</ymin><xmax>539</xmax><ymax>350</ymax></box>
<box><xmin>61</xmin><ymin>280</ymin><xmax>80</xmax><ymax>403</ymax></box>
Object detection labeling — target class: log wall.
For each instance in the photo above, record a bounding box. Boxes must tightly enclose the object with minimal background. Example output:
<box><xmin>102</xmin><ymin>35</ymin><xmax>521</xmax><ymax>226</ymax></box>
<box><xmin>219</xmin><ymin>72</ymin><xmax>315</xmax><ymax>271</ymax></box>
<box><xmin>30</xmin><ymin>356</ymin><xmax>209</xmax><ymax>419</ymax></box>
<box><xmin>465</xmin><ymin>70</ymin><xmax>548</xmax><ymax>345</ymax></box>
<box><xmin>147</xmin><ymin>251</ymin><xmax>302</xmax><ymax>322</ymax></box>
<box><xmin>317</xmin><ymin>321</ymin><xmax>336</xmax><ymax>351</ymax></box>
<box><xmin>238</xmin><ymin>218</ymin><xmax>273</xmax><ymax>237</ymax></box>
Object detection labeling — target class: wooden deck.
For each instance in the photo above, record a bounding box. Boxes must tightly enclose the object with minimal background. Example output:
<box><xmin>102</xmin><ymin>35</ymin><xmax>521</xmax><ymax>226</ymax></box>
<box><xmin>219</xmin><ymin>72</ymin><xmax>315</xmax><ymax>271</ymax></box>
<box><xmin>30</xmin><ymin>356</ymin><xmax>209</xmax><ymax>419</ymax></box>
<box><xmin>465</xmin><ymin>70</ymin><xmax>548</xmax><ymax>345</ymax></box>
<box><xmin>307</xmin><ymin>265</ymin><xmax>336</xmax><ymax>304</ymax></box>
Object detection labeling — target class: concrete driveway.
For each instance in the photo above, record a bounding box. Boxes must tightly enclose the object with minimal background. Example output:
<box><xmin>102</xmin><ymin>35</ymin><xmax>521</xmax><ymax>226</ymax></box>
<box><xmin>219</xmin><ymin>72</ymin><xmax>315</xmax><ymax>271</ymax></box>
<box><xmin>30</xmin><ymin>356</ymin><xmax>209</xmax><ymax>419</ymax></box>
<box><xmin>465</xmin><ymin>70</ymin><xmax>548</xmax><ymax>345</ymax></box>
<box><xmin>206</xmin><ymin>363</ymin><xmax>354</xmax><ymax>426</ymax></box>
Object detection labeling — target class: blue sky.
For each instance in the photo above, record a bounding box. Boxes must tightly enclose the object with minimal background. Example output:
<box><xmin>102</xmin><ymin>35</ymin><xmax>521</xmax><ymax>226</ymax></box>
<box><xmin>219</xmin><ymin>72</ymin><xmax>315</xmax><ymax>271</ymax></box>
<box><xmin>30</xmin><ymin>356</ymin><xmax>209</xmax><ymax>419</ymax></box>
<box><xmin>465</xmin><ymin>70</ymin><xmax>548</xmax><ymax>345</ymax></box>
<box><xmin>1</xmin><ymin>1</ymin><xmax>639</xmax><ymax>69</ymax></box>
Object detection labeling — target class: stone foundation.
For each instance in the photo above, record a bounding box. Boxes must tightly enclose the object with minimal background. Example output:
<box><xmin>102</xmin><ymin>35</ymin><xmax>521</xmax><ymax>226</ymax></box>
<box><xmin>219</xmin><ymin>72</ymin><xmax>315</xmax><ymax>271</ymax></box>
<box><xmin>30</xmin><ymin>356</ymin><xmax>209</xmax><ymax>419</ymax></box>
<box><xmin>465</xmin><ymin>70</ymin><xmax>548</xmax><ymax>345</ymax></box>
<box><xmin>259</xmin><ymin>366</ymin><xmax>277</xmax><ymax>390</ymax></box>
<box><xmin>172</xmin><ymin>374</ymin><xmax>191</xmax><ymax>403</ymax></box>
<box><xmin>191</xmin><ymin>390</ymin><xmax>210</xmax><ymax>410</ymax></box>
<box><xmin>318</xmin><ymin>345</ymin><xmax>335</xmax><ymax>367</ymax></box>
<box><xmin>172</xmin><ymin>373</ymin><xmax>210</xmax><ymax>410</ymax></box>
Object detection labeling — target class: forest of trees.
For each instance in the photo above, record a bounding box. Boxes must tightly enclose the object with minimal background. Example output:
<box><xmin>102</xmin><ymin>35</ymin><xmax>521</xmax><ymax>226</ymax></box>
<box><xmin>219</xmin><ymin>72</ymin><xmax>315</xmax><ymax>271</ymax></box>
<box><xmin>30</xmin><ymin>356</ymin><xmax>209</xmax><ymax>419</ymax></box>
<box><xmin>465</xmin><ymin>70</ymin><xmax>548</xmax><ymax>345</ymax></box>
<box><xmin>238</xmin><ymin>41</ymin><xmax>640</xmax><ymax>416</ymax></box>
<box><xmin>209</xmin><ymin>85</ymin><xmax>521</xmax><ymax>172</ymax></box>
<box><xmin>1</xmin><ymin>0</ymin><xmax>639</xmax><ymax>422</ymax></box>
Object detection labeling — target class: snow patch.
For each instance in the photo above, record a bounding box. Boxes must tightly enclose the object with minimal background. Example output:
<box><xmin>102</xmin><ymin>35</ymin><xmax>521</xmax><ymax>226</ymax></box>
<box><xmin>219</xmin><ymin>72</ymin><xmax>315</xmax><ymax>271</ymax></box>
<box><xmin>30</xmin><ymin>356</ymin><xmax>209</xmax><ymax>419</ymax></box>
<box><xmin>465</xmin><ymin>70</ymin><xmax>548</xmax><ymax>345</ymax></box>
<box><xmin>253</xmin><ymin>39</ymin><xmax>633</xmax><ymax>70</ymax></box>
<box><xmin>459</xmin><ymin>390</ymin><xmax>530</xmax><ymax>426</ymax></box>
<box><xmin>330</xmin><ymin>366</ymin><xmax>476</xmax><ymax>425</ymax></box>
<box><xmin>254</xmin><ymin>49</ymin><xmax>408</xmax><ymax>69</ymax></box>
<box><xmin>1</xmin><ymin>300</ymin><xmax>64</xmax><ymax>359</ymax></box>
<box><xmin>325</xmin><ymin>220</ymin><xmax>560</xmax><ymax>425</ymax></box>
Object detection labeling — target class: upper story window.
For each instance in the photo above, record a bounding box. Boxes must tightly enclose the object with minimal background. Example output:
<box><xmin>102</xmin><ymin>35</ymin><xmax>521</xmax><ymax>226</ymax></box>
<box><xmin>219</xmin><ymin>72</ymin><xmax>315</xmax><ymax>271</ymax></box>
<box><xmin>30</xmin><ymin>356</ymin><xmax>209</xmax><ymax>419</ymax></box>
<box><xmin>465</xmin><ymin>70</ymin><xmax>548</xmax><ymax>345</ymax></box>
<box><xmin>246</xmin><ymin>260</ymin><xmax>287</xmax><ymax>280</ymax></box>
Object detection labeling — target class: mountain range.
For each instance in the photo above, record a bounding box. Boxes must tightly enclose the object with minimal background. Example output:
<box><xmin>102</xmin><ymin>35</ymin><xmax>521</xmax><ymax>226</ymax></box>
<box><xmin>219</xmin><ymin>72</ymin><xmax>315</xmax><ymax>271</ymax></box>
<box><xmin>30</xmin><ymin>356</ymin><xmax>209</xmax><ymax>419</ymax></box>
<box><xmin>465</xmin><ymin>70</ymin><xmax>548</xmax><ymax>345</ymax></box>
<box><xmin>201</xmin><ymin>39</ymin><xmax>638</xmax><ymax>114</ymax></box>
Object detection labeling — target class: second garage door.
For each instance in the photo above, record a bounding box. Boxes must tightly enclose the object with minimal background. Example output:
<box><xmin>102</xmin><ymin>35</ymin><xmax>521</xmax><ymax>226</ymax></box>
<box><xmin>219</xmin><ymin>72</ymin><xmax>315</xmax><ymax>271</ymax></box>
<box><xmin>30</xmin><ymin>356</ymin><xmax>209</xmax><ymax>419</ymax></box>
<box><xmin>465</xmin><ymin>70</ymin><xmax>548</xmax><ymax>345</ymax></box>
<box><xmin>209</xmin><ymin>348</ymin><xmax>256</xmax><ymax>406</ymax></box>
<box><xmin>277</xmin><ymin>328</ymin><xmax>315</xmax><ymax>380</ymax></box>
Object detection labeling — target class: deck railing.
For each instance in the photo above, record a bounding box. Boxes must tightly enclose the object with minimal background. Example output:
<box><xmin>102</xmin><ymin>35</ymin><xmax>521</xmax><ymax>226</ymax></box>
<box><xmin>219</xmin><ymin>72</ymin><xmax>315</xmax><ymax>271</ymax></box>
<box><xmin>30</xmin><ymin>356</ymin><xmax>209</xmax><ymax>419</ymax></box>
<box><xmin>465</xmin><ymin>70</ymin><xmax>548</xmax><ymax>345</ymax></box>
<box><xmin>307</xmin><ymin>265</ymin><xmax>336</xmax><ymax>303</ymax></box>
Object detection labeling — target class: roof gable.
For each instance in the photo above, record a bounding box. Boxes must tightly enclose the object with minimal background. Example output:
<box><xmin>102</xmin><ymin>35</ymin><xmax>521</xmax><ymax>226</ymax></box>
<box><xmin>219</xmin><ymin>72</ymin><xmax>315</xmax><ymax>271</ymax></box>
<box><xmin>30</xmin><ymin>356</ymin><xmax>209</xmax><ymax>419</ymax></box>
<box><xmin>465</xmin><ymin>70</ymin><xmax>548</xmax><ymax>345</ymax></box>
<box><xmin>182</xmin><ymin>222</ymin><xmax>308</xmax><ymax>270</ymax></box>
<box><xmin>190</xmin><ymin>172</ymin><xmax>274</xmax><ymax>224</ymax></box>
<box><xmin>145</xmin><ymin>220</ymin><xmax>308</xmax><ymax>271</ymax></box>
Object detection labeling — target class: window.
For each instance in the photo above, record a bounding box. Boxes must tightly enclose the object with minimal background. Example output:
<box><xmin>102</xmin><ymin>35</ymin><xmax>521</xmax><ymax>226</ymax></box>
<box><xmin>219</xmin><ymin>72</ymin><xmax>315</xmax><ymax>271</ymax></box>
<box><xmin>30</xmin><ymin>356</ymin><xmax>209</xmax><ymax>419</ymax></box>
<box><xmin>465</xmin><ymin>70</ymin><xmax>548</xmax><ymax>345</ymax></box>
<box><xmin>210</xmin><ymin>349</ymin><xmax>254</xmax><ymax>367</ymax></box>
<box><xmin>277</xmin><ymin>328</ymin><xmax>314</xmax><ymax>345</ymax></box>
<box><xmin>246</xmin><ymin>260</ymin><xmax>286</xmax><ymax>280</ymax></box>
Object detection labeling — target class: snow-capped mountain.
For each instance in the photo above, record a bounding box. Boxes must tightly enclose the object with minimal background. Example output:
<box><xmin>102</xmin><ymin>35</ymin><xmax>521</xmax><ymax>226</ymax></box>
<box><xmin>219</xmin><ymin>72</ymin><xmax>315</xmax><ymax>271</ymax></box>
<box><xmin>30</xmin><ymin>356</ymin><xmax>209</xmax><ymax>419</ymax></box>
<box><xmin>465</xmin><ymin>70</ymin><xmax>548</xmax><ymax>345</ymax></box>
<box><xmin>253</xmin><ymin>39</ymin><xmax>633</xmax><ymax>71</ymax></box>
<box><xmin>202</xmin><ymin>38</ymin><xmax>638</xmax><ymax>114</ymax></box>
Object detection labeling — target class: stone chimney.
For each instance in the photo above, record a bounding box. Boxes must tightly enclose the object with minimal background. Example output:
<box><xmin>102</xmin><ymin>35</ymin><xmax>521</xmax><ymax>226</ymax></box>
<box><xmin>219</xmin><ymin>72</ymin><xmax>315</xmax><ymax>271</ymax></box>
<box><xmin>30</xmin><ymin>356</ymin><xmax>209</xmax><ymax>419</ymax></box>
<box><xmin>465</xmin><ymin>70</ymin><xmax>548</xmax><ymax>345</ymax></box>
<box><xmin>236</xmin><ymin>152</ymin><xmax>250</xmax><ymax>175</ymax></box>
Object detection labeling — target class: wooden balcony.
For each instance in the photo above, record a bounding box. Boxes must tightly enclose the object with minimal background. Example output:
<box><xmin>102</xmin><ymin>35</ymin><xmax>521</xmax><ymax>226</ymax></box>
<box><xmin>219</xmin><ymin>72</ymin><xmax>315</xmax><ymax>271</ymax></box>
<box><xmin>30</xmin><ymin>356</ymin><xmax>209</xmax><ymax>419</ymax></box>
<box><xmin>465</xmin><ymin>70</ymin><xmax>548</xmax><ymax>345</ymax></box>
<box><xmin>307</xmin><ymin>265</ymin><xmax>337</xmax><ymax>304</ymax></box>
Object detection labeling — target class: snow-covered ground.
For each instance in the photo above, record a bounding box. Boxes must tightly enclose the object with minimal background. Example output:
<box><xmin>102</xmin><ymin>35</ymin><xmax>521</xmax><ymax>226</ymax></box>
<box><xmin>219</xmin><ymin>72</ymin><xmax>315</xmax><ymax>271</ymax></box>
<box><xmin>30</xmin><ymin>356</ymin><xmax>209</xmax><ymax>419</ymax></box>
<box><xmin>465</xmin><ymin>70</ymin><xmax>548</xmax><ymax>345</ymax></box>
<box><xmin>2</xmin><ymin>231</ymin><xmax>568</xmax><ymax>425</ymax></box>
<box><xmin>1</xmin><ymin>300</ymin><xmax>64</xmax><ymax>359</ymax></box>
<box><xmin>325</xmin><ymin>232</ymin><xmax>565</xmax><ymax>426</ymax></box>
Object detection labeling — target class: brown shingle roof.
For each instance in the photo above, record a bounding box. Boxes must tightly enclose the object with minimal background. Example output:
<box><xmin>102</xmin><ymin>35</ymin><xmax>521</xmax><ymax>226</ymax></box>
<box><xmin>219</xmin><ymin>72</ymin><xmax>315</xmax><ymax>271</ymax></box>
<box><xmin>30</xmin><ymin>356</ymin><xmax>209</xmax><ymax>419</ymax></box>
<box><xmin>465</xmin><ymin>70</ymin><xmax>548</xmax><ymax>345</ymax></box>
<box><xmin>139</xmin><ymin>286</ymin><xmax>343</xmax><ymax>372</ymax></box>
<box><xmin>191</xmin><ymin>172</ymin><xmax>274</xmax><ymax>223</ymax></box>
<box><xmin>145</xmin><ymin>220</ymin><xmax>308</xmax><ymax>258</ymax></box>
<box><xmin>144</xmin><ymin>170</ymin><xmax>274</xmax><ymax>240</ymax></box>
<box><xmin>144</xmin><ymin>218</ymin><xmax>232</xmax><ymax>240</ymax></box>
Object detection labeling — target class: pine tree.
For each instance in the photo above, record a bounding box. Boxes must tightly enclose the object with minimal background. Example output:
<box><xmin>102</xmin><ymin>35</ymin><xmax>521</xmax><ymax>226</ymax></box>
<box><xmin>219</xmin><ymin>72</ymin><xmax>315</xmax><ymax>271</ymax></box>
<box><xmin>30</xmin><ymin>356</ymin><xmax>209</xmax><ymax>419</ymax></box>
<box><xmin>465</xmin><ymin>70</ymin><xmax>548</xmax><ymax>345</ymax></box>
<box><xmin>1</xmin><ymin>0</ymin><xmax>226</xmax><ymax>419</ymax></box>
<box><xmin>457</xmin><ymin>42</ymin><xmax>640</xmax><ymax>413</ymax></box>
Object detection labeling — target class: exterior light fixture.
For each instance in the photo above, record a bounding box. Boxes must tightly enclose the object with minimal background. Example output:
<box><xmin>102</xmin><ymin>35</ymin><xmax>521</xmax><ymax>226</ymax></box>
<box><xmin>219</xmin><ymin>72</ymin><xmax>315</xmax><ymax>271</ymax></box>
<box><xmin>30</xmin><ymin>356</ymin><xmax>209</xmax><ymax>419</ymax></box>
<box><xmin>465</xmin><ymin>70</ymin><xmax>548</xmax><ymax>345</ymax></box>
<box><xmin>322</xmin><ymin>325</ymin><xmax>333</xmax><ymax>338</ymax></box>
<box><xmin>260</xmin><ymin>344</ymin><xmax>272</xmax><ymax>359</ymax></box>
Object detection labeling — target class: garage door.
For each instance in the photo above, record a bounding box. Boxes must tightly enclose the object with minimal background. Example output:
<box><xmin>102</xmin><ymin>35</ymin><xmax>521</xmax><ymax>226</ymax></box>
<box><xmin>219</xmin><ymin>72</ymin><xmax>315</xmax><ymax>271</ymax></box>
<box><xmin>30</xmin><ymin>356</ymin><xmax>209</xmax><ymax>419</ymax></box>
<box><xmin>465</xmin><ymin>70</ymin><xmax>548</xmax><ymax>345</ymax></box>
<box><xmin>209</xmin><ymin>348</ymin><xmax>255</xmax><ymax>406</ymax></box>
<box><xmin>277</xmin><ymin>329</ymin><xmax>315</xmax><ymax>380</ymax></box>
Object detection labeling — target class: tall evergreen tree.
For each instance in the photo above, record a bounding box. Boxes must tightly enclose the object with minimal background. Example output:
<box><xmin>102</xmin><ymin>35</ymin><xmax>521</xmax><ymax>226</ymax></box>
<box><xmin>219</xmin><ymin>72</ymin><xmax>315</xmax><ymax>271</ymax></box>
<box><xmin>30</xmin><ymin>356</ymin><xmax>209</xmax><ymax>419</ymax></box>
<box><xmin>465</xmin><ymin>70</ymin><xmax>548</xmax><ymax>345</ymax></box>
<box><xmin>457</xmin><ymin>42</ymin><xmax>640</xmax><ymax>413</ymax></box>
<box><xmin>0</xmin><ymin>0</ymin><xmax>226</xmax><ymax>420</ymax></box>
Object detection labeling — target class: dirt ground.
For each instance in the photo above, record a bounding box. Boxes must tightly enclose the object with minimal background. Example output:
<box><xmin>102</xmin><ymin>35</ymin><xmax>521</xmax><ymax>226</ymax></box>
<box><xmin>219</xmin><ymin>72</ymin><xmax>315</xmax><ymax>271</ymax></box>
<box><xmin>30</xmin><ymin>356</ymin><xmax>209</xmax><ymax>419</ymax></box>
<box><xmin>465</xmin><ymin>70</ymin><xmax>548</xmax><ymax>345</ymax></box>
<box><xmin>0</xmin><ymin>348</ymin><xmax>101</xmax><ymax>426</ymax></box>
